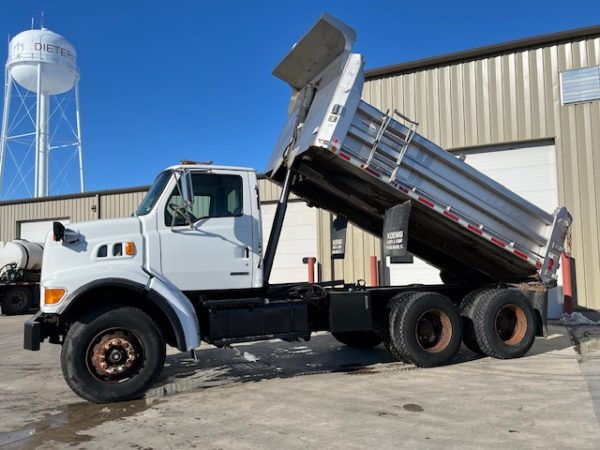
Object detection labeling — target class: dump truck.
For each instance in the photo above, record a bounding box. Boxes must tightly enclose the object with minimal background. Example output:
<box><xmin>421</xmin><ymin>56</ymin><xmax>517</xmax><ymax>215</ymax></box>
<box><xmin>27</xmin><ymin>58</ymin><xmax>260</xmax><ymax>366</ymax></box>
<box><xmin>24</xmin><ymin>14</ymin><xmax>572</xmax><ymax>403</ymax></box>
<box><xmin>0</xmin><ymin>240</ymin><xmax>42</xmax><ymax>315</ymax></box>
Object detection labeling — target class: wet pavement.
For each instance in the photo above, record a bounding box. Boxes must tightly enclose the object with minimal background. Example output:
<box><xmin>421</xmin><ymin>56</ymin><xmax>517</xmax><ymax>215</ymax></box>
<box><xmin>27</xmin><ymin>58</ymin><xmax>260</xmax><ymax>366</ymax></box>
<box><xmin>1</xmin><ymin>314</ymin><xmax>599</xmax><ymax>449</ymax></box>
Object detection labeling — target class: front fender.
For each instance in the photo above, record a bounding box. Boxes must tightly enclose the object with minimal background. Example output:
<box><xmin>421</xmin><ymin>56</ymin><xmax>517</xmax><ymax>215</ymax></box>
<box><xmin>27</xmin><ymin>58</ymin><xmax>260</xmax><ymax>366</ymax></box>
<box><xmin>147</xmin><ymin>275</ymin><xmax>201</xmax><ymax>350</ymax></box>
<box><xmin>42</xmin><ymin>265</ymin><xmax>201</xmax><ymax>351</ymax></box>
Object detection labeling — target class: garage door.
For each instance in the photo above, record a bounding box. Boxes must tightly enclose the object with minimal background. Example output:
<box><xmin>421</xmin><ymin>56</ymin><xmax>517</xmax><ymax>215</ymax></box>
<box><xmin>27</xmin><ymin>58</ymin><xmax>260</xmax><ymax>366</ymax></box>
<box><xmin>261</xmin><ymin>201</ymin><xmax>318</xmax><ymax>284</ymax></box>
<box><xmin>386</xmin><ymin>142</ymin><xmax>563</xmax><ymax>317</ymax></box>
<box><xmin>20</xmin><ymin>219</ymin><xmax>70</xmax><ymax>243</ymax></box>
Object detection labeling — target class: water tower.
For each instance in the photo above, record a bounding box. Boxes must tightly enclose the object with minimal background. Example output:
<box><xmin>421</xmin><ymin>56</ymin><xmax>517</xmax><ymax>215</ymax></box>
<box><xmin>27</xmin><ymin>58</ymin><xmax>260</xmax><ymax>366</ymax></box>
<box><xmin>0</xmin><ymin>26</ymin><xmax>84</xmax><ymax>198</ymax></box>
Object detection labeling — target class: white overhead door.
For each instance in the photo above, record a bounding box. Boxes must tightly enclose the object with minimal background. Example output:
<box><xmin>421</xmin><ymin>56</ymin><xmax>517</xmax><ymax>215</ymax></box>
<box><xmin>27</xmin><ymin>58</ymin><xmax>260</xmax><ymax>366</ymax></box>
<box><xmin>386</xmin><ymin>142</ymin><xmax>562</xmax><ymax>317</ymax></box>
<box><xmin>19</xmin><ymin>219</ymin><xmax>70</xmax><ymax>244</ymax></box>
<box><xmin>261</xmin><ymin>201</ymin><xmax>318</xmax><ymax>284</ymax></box>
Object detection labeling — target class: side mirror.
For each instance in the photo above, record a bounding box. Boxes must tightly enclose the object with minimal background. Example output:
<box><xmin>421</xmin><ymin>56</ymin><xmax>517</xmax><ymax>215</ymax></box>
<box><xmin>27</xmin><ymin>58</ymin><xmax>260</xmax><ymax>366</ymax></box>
<box><xmin>180</xmin><ymin>170</ymin><xmax>194</xmax><ymax>206</ymax></box>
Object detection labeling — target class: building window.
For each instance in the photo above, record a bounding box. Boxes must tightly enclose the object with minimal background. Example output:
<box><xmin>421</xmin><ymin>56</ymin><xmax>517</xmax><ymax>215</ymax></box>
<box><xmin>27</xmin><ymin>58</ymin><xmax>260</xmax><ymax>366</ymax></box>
<box><xmin>560</xmin><ymin>66</ymin><xmax>600</xmax><ymax>105</ymax></box>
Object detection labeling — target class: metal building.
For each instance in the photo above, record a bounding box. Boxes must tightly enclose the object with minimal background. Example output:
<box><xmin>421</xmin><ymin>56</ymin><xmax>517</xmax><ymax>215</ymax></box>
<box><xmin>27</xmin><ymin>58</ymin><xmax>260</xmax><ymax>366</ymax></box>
<box><xmin>0</xmin><ymin>25</ymin><xmax>598</xmax><ymax>310</ymax></box>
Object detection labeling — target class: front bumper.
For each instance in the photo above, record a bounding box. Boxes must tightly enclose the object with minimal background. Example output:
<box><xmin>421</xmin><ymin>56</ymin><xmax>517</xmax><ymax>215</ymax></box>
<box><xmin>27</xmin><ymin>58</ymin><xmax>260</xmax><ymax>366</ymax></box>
<box><xmin>24</xmin><ymin>312</ymin><xmax>60</xmax><ymax>351</ymax></box>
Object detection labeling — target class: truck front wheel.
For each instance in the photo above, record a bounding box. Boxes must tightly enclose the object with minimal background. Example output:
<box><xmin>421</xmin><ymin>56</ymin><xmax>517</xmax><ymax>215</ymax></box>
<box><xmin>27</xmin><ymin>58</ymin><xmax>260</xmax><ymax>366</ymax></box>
<box><xmin>388</xmin><ymin>292</ymin><xmax>462</xmax><ymax>367</ymax></box>
<box><xmin>61</xmin><ymin>306</ymin><xmax>166</xmax><ymax>403</ymax></box>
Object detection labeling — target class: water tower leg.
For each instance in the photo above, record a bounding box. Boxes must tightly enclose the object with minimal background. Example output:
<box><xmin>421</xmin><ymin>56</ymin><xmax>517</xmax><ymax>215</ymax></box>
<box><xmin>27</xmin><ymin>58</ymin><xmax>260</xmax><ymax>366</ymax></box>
<box><xmin>34</xmin><ymin>64</ymin><xmax>41</xmax><ymax>197</ymax></box>
<box><xmin>0</xmin><ymin>70</ymin><xmax>13</xmax><ymax>197</ymax></box>
<box><xmin>36</xmin><ymin>93</ymin><xmax>50</xmax><ymax>197</ymax></box>
<box><xmin>75</xmin><ymin>81</ymin><xmax>84</xmax><ymax>193</ymax></box>
<box><xmin>34</xmin><ymin>62</ymin><xmax>50</xmax><ymax>198</ymax></box>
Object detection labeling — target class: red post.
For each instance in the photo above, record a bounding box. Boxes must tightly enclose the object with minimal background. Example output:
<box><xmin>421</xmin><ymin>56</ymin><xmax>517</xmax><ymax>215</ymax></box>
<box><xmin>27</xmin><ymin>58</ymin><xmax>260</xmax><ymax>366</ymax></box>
<box><xmin>307</xmin><ymin>257</ymin><xmax>316</xmax><ymax>284</ymax></box>
<box><xmin>562</xmin><ymin>253</ymin><xmax>573</xmax><ymax>314</ymax></box>
<box><xmin>370</xmin><ymin>256</ymin><xmax>378</xmax><ymax>287</ymax></box>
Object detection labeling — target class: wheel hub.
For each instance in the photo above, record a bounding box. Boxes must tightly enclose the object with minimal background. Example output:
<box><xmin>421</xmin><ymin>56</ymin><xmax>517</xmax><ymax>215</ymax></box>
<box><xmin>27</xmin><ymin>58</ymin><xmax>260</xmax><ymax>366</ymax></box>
<box><xmin>415</xmin><ymin>309</ymin><xmax>452</xmax><ymax>353</ymax></box>
<box><xmin>10</xmin><ymin>292</ymin><xmax>26</xmax><ymax>308</ymax></box>
<box><xmin>89</xmin><ymin>331</ymin><xmax>140</xmax><ymax>379</ymax></box>
<box><xmin>495</xmin><ymin>304</ymin><xmax>527</xmax><ymax>345</ymax></box>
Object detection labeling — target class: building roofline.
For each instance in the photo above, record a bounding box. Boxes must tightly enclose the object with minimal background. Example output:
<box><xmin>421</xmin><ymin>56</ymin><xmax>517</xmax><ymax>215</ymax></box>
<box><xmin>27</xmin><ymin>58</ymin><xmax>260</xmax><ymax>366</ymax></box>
<box><xmin>365</xmin><ymin>24</ymin><xmax>600</xmax><ymax>79</ymax></box>
<box><xmin>0</xmin><ymin>185</ymin><xmax>150</xmax><ymax>207</ymax></box>
<box><xmin>0</xmin><ymin>176</ymin><xmax>276</xmax><ymax>207</ymax></box>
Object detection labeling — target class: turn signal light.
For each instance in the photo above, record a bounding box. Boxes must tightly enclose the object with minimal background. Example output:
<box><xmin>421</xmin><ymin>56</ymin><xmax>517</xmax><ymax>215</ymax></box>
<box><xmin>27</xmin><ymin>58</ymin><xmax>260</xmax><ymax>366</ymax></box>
<box><xmin>44</xmin><ymin>288</ymin><xmax>66</xmax><ymax>305</ymax></box>
<box><xmin>125</xmin><ymin>241</ymin><xmax>135</xmax><ymax>256</ymax></box>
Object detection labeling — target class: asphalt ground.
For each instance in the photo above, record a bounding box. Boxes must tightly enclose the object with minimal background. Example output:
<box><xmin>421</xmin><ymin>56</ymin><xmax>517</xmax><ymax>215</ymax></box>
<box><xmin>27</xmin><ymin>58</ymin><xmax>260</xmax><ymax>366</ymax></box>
<box><xmin>0</xmin><ymin>314</ymin><xmax>599</xmax><ymax>449</ymax></box>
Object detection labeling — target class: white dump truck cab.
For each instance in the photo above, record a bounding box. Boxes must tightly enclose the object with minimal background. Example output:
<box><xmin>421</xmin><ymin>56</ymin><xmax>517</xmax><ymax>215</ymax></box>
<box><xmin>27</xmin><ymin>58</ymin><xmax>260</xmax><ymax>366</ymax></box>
<box><xmin>42</xmin><ymin>163</ymin><xmax>262</xmax><ymax>301</ymax></box>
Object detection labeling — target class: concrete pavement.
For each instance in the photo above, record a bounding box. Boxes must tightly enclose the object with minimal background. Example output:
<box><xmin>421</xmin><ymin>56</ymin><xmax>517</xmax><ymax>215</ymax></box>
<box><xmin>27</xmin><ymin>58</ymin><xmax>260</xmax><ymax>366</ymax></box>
<box><xmin>0</xmin><ymin>314</ymin><xmax>599</xmax><ymax>449</ymax></box>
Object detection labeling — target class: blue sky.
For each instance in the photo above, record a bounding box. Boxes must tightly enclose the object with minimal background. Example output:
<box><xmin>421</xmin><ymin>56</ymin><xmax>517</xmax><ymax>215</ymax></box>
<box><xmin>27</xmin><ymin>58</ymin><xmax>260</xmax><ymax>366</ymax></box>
<box><xmin>0</xmin><ymin>0</ymin><xmax>598</xmax><ymax>198</ymax></box>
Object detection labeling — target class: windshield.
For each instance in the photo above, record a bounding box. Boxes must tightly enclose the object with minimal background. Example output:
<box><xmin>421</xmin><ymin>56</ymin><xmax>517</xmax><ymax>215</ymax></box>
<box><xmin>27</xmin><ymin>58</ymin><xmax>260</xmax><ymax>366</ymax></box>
<box><xmin>135</xmin><ymin>170</ymin><xmax>172</xmax><ymax>216</ymax></box>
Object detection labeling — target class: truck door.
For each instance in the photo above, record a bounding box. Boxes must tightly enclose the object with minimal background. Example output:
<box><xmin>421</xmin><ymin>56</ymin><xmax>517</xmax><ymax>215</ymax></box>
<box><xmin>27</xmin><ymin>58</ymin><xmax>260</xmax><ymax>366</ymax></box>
<box><xmin>158</xmin><ymin>170</ymin><xmax>255</xmax><ymax>291</ymax></box>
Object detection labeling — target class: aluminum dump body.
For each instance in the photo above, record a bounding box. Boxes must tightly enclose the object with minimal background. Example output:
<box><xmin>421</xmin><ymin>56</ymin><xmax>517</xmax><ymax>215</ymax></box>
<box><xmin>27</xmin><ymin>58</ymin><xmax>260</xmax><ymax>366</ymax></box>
<box><xmin>266</xmin><ymin>14</ymin><xmax>571</xmax><ymax>285</ymax></box>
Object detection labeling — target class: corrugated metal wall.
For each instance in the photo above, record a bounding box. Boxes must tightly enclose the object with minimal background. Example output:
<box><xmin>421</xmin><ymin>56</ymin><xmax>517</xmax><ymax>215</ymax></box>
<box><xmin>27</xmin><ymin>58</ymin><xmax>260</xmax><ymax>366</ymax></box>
<box><xmin>259</xmin><ymin>179</ymin><xmax>380</xmax><ymax>284</ymax></box>
<box><xmin>0</xmin><ymin>189</ymin><xmax>148</xmax><ymax>242</ymax></box>
<box><xmin>100</xmin><ymin>192</ymin><xmax>147</xmax><ymax>219</ymax></box>
<box><xmin>0</xmin><ymin>196</ymin><xmax>96</xmax><ymax>241</ymax></box>
<box><xmin>363</xmin><ymin>36</ymin><xmax>600</xmax><ymax>309</ymax></box>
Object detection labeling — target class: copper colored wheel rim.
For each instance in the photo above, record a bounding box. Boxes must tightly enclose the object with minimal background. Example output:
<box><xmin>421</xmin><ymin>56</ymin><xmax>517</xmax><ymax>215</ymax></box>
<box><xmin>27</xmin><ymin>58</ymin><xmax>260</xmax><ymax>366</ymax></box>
<box><xmin>495</xmin><ymin>304</ymin><xmax>527</xmax><ymax>345</ymax></box>
<box><xmin>415</xmin><ymin>309</ymin><xmax>452</xmax><ymax>353</ymax></box>
<box><xmin>86</xmin><ymin>329</ymin><xmax>143</xmax><ymax>382</ymax></box>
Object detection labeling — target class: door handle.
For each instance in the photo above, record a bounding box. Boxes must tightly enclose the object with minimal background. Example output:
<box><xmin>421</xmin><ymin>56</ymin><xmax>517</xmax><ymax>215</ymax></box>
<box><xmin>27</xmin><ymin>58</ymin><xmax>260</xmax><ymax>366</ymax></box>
<box><xmin>245</xmin><ymin>247</ymin><xmax>250</xmax><ymax>258</ymax></box>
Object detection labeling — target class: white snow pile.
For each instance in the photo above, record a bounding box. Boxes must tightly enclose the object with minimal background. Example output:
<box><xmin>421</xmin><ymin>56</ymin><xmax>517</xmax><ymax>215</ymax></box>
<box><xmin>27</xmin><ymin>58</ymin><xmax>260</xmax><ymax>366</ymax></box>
<box><xmin>242</xmin><ymin>351</ymin><xmax>260</xmax><ymax>362</ymax></box>
<box><xmin>559</xmin><ymin>312</ymin><xmax>600</xmax><ymax>326</ymax></box>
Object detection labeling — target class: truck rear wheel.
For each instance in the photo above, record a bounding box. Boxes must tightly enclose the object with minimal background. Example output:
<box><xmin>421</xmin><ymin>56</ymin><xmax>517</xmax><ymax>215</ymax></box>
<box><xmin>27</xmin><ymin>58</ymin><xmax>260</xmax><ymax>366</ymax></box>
<box><xmin>388</xmin><ymin>292</ymin><xmax>462</xmax><ymax>367</ymax></box>
<box><xmin>61</xmin><ymin>306</ymin><xmax>166</xmax><ymax>403</ymax></box>
<box><xmin>1</xmin><ymin>286</ymin><xmax>33</xmax><ymax>315</ymax></box>
<box><xmin>471</xmin><ymin>289</ymin><xmax>536</xmax><ymax>359</ymax></box>
<box><xmin>459</xmin><ymin>289</ymin><xmax>485</xmax><ymax>355</ymax></box>
<box><xmin>331</xmin><ymin>330</ymin><xmax>382</xmax><ymax>348</ymax></box>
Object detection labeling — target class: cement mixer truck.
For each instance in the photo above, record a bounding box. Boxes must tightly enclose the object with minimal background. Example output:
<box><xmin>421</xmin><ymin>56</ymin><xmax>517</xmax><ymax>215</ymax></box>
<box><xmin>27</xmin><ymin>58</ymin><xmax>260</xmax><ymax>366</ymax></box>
<box><xmin>0</xmin><ymin>240</ymin><xmax>42</xmax><ymax>315</ymax></box>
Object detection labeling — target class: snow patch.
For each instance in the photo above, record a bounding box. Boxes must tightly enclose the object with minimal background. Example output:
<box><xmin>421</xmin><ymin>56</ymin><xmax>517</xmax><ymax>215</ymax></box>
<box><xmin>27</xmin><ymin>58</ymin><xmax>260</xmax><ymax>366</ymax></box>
<box><xmin>242</xmin><ymin>351</ymin><xmax>259</xmax><ymax>362</ymax></box>
<box><xmin>559</xmin><ymin>312</ymin><xmax>600</xmax><ymax>326</ymax></box>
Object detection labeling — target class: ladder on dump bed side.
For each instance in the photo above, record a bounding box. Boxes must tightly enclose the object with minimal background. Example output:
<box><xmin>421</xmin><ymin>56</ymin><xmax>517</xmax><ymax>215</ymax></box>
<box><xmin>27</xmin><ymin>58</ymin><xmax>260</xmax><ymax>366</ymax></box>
<box><xmin>363</xmin><ymin>109</ymin><xmax>419</xmax><ymax>183</ymax></box>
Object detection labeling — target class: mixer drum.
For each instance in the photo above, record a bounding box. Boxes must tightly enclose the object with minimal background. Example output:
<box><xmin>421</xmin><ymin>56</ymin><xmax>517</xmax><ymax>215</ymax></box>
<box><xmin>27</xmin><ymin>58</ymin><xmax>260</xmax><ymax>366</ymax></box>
<box><xmin>0</xmin><ymin>240</ymin><xmax>44</xmax><ymax>271</ymax></box>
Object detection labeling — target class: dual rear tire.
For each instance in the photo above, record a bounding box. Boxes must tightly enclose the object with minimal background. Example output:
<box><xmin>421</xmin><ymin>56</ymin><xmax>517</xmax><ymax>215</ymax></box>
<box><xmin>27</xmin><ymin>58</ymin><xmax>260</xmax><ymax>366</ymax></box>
<box><xmin>382</xmin><ymin>288</ymin><xmax>537</xmax><ymax>367</ymax></box>
<box><xmin>386</xmin><ymin>292</ymin><xmax>463</xmax><ymax>367</ymax></box>
<box><xmin>460</xmin><ymin>289</ymin><xmax>536</xmax><ymax>359</ymax></box>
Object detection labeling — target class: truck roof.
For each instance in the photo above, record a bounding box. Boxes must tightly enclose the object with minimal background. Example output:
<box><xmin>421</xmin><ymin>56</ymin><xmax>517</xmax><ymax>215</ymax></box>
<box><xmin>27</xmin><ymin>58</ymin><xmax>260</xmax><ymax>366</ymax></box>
<box><xmin>166</xmin><ymin>163</ymin><xmax>256</xmax><ymax>173</ymax></box>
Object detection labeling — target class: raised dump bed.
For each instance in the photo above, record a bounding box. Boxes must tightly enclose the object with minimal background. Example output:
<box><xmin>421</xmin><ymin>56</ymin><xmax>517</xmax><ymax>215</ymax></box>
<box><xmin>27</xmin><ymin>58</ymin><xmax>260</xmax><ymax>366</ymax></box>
<box><xmin>266</xmin><ymin>14</ymin><xmax>571</xmax><ymax>285</ymax></box>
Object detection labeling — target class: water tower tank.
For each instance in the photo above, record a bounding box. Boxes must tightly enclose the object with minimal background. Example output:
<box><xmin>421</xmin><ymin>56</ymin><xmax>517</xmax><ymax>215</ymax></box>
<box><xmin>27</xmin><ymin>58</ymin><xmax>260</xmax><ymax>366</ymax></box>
<box><xmin>7</xmin><ymin>29</ymin><xmax>78</xmax><ymax>95</ymax></box>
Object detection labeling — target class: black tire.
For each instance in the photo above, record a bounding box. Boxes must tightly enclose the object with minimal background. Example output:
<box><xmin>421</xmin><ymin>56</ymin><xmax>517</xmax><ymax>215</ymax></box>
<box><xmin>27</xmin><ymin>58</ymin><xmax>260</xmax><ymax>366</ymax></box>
<box><xmin>1</xmin><ymin>286</ymin><xmax>33</xmax><ymax>315</ymax></box>
<box><xmin>61</xmin><ymin>306</ymin><xmax>166</xmax><ymax>403</ymax></box>
<box><xmin>383</xmin><ymin>292</ymin><xmax>415</xmax><ymax>362</ymax></box>
<box><xmin>331</xmin><ymin>330</ymin><xmax>382</xmax><ymax>348</ymax></box>
<box><xmin>389</xmin><ymin>291</ymin><xmax>462</xmax><ymax>367</ymax></box>
<box><xmin>472</xmin><ymin>289</ymin><xmax>536</xmax><ymax>359</ymax></box>
<box><xmin>459</xmin><ymin>289</ymin><xmax>485</xmax><ymax>355</ymax></box>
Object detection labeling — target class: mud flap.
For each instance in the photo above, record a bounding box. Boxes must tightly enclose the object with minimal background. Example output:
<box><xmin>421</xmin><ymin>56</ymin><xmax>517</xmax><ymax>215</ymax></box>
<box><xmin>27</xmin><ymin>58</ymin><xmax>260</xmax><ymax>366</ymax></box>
<box><xmin>331</xmin><ymin>216</ymin><xmax>348</xmax><ymax>259</ymax></box>
<box><xmin>521</xmin><ymin>289</ymin><xmax>548</xmax><ymax>337</ymax></box>
<box><xmin>383</xmin><ymin>201</ymin><xmax>412</xmax><ymax>259</ymax></box>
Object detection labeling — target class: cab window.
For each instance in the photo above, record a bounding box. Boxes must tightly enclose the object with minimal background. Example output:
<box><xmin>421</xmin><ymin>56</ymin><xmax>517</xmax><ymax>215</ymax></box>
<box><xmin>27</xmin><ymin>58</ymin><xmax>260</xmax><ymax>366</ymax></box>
<box><xmin>165</xmin><ymin>174</ymin><xmax>243</xmax><ymax>226</ymax></box>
